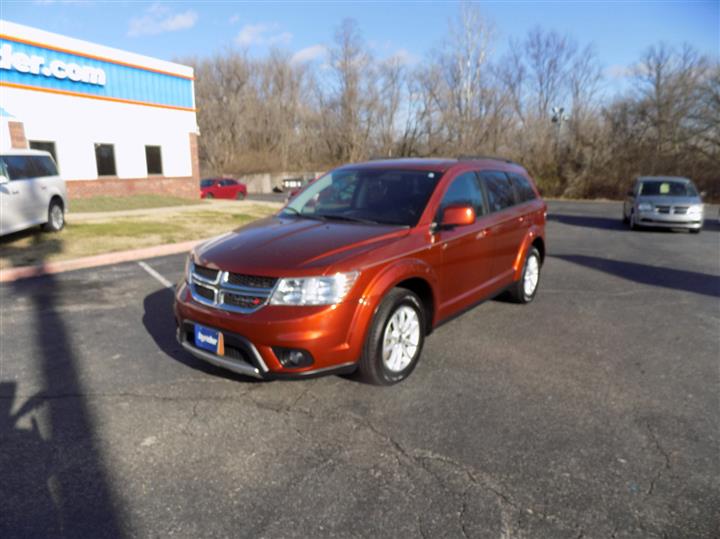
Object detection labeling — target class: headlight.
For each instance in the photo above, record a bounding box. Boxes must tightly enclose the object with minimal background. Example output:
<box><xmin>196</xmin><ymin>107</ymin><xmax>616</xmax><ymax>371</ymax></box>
<box><xmin>688</xmin><ymin>204</ymin><xmax>703</xmax><ymax>215</ymax></box>
<box><xmin>270</xmin><ymin>272</ymin><xmax>359</xmax><ymax>306</ymax></box>
<box><xmin>637</xmin><ymin>202</ymin><xmax>653</xmax><ymax>212</ymax></box>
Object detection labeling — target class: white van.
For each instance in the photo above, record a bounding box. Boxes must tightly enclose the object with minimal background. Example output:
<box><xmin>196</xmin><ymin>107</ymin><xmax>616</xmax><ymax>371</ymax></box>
<box><xmin>0</xmin><ymin>149</ymin><xmax>67</xmax><ymax>236</ymax></box>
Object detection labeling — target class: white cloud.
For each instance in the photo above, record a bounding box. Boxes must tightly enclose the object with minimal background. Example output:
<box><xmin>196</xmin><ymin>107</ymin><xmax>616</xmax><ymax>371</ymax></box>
<box><xmin>389</xmin><ymin>48</ymin><xmax>420</xmax><ymax>66</ymax></box>
<box><xmin>291</xmin><ymin>44</ymin><xmax>327</xmax><ymax>65</ymax></box>
<box><xmin>235</xmin><ymin>23</ymin><xmax>292</xmax><ymax>47</ymax></box>
<box><xmin>128</xmin><ymin>4</ymin><xmax>198</xmax><ymax>37</ymax></box>
<box><xmin>229</xmin><ymin>14</ymin><xmax>240</xmax><ymax>25</ymax></box>
<box><xmin>605</xmin><ymin>64</ymin><xmax>632</xmax><ymax>79</ymax></box>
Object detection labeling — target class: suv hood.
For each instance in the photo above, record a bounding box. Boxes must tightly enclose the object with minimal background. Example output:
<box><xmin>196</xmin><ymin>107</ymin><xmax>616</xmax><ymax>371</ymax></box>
<box><xmin>637</xmin><ymin>195</ymin><xmax>702</xmax><ymax>206</ymax></box>
<box><xmin>194</xmin><ymin>216</ymin><xmax>408</xmax><ymax>275</ymax></box>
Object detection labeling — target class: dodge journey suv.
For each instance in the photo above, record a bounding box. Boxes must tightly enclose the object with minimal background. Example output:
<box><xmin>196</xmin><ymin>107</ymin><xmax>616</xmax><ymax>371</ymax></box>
<box><xmin>174</xmin><ymin>158</ymin><xmax>547</xmax><ymax>385</ymax></box>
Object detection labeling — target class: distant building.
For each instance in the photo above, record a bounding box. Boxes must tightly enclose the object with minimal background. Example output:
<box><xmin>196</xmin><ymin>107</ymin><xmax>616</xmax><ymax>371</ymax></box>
<box><xmin>0</xmin><ymin>20</ymin><xmax>199</xmax><ymax>199</ymax></box>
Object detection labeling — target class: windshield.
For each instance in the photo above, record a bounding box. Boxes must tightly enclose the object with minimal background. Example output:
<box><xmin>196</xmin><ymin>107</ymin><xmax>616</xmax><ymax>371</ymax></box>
<box><xmin>639</xmin><ymin>180</ymin><xmax>698</xmax><ymax>197</ymax></box>
<box><xmin>282</xmin><ymin>168</ymin><xmax>443</xmax><ymax>226</ymax></box>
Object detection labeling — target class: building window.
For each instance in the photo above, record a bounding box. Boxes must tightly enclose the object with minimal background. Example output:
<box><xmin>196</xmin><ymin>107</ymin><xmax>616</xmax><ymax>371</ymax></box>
<box><xmin>29</xmin><ymin>140</ymin><xmax>59</xmax><ymax>171</ymax></box>
<box><xmin>94</xmin><ymin>143</ymin><xmax>116</xmax><ymax>176</ymax></box>
<box><xmin>145</xmin><ymin>145</ymin><xmax>163</xmax><ymax>175</ymax></box>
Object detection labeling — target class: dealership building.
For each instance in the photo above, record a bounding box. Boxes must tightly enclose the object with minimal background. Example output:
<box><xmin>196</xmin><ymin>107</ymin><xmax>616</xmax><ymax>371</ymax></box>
<box><xmin>0</xmin><ymin>20</ymin><xmax>199</xmax><ymax>198</ymax></box>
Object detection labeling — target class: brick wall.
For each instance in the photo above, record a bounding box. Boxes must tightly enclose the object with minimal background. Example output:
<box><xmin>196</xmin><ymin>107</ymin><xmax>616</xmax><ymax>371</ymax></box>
<box><xmin>8</xmin><ymin>121</ymin><xmax>27</xmax><ymax>149</ymax></box>
<box><xmin>67</xmin><ymin>176</ymin><xmax>198</xmax><ymax>199</ymax></box>
<box><xmin>189</xmin><ymin>132</ymin><xmax>200</xmax><ymax>181</ymax></box>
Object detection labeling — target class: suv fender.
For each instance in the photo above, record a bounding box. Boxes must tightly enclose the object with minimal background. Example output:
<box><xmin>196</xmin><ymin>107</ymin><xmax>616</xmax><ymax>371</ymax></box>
<box><xmin>353</xmin><ymin>258</ymin><xmax>439</xmax><ymax>333</ymax></box>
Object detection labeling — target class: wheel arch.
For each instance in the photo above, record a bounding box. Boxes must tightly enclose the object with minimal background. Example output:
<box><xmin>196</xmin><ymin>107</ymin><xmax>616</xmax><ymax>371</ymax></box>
<box><xmin>361</xmin><ymin>259</ymin><xmax>439</xmax><ymax>336</ymax></box>
<box><xmin>513</xmin><ymin>228</ymin><xmax>545</xmax><ymax>281</ymax></box>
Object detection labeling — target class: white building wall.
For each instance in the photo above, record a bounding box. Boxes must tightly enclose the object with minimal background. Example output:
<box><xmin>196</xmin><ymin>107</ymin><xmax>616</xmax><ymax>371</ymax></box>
<box><xmin>1</xmin><ymin>86</ymin><xmax>196</xmax><ymax>180</ymax></box>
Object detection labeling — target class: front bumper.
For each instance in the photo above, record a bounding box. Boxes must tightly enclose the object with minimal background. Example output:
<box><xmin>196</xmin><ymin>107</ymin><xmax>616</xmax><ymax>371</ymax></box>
<box><xmin>174</xmin><ymin>281</ymin><xmax>371</xmax><ymax>379</ymax></box>
<box><xmin>637</xmin><ymin>212</ymin><xmax>703</xmax><ymax>229</ymax></box>
<box><xmin>176</xmin><ymin>321</ymin><xmax>355</xmax><ymax>379</ymax></box>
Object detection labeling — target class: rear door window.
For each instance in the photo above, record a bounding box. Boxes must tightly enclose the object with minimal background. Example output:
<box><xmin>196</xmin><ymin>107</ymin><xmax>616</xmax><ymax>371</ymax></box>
<box><xmin>30</xmin><ymin>155</ymin><xmax>58</xmax><ymax>177</ymax></box>
<box><xmin>509</xmin><ymin>173</ymin><xmax>536</xmax><ymax>203</ymax></box>
<box><xmin>480</xmin><ymin>171</ymin><xmax>516</xmax><ymax>212</ymax></box>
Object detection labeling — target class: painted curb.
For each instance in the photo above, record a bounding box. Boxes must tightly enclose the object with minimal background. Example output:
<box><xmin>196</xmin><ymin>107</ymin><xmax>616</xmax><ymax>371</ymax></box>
<box><xmin>0</xmin><ymin>238</ymin><xmax>207</xmax><ymax>283</ymax></box>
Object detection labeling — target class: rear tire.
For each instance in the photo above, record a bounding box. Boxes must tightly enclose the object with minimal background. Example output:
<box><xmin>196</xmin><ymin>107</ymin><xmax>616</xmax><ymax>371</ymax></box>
<box><xmin>507</xmin><ymin>246</ymin><xmax>541</xmax><ymax>304</ymax></box>
<box><xmin>43</xmin><ymin>199</ymin><xmax>65</xmax><ymax>232</ymax></box>
<box><xmin>356</xmin><ymin>288</ymin><xmax>426</xmax><ymax>385</ymax></box>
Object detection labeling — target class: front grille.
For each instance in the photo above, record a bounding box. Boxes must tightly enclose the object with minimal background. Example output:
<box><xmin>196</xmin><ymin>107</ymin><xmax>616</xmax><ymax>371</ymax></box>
<box><xmin>189</xmin><ymin>262</ymin><xmax>277</xmax><ymax>313</ymax></box>
<box><xmin>674</xmin><ymin>206</ymin><xmax>689</xmax><ymax>215</ymax></box>
<box><xmin>194</xmin><ymin>265</ymin><xmax>220</xmax><ymax>281</ymax></box>
<box><xmin>195</xmin><ymin>284</ymin><xmax>215</xmax><ymax>302</ymax></box>
<box><xmin>227</xmin><ymin>272</ymin><xmax>277</xmax><ymax>289</ymax></box>
<box><xmin>656</xmin><ymin>205</ymin><xmax>671</xmax><ymax>214</ymax></box>
<box><xmin>223</xmin><ymin>291</ymin><xmax>267</xmax><ymax>309</ymax></box>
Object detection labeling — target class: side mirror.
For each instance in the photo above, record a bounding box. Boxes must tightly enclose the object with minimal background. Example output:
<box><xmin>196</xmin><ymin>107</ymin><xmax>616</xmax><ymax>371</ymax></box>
<box><xmin>0</xmin><ymin>175</ymin><xmax>9</xmax><ymax>185</ymax></box>
<box><xmin>440</xmin><ymin>204</ymin><xmax>476</xmax><ymax>228</ymax></box>
<box><xmin>626</xmin><ymin>190</ymin><xmax>634</xmax><ymax>197</ymax></box>
<box><xmin>700</xmin><ymin>191</ymin><xmax>707</xmax><ymax>198</ymax></box>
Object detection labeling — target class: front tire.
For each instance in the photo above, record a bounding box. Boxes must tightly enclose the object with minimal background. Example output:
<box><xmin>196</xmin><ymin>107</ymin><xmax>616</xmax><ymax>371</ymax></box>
<box><xmin>43</xmin><ymin>199</ymin><xmax>65</xmax><ymax>232</ymax></box>
<box><xmin>356</xmin><ymin>288</ymin><xmax>426</xmax><ymax>385</ymax></box>
<box><xmin>629</xmin><ymin>210</ymin><xmax>639</xmax><ymax>230</ymax></box>
<box><xmin>507</xmin><ymin>246</ymin><xmax>542</xmax><ymax>304</ymax></box>
<box><xmin>236</xmin><ymin>191</ymin><xmax>246</xmax><ymax>200</ymax></box>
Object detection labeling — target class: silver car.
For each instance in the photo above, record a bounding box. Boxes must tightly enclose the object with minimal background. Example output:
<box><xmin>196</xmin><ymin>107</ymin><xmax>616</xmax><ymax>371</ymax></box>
<box><xmin>623</xmin><ymin>176</ymin><xmax>704</xmax><ymax>233</ymax></box>
<box><xmin>0</xmin><ymin>149</ymin><xmax>67</xmax><ymax>236</ymax></box>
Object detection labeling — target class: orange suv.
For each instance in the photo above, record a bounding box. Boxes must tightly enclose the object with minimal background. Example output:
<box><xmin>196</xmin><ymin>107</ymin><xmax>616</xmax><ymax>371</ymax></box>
<box><xmin>174</xmin><ymin>158</ymin><xmax>546</xmax><ymax>384</ymax></box>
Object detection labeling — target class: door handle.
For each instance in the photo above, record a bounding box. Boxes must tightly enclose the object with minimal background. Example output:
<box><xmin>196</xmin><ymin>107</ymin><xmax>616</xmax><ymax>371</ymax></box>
<box><xmin>476</xmin><ymin>229</ymin><xmax>489</xmax><ymax>239</ymax></box>
<box><xmin>41</xmin><ymin>185</ymin><xmax>47</xmax><ymax>190</ymax></box>
<box><xmin>10</xmin><ymin>189</ymin><xmax>19</xmax><ymax>194</ymax></box>
<box><xmin>518</xmin><ymin>216</ymin><xmax>525</xmax><ymax>223</ymax></box>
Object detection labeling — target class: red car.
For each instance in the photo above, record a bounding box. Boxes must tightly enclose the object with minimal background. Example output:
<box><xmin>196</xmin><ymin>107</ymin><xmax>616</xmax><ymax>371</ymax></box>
<box><xmin>177</xmin><ymin>158</ymin><xmax>546</xmax><ymax>385</ymax></box>
<box><xmin>200</xmin><ymin>178</ymin><xmax>247</xmax><ymax>200</ymax></box>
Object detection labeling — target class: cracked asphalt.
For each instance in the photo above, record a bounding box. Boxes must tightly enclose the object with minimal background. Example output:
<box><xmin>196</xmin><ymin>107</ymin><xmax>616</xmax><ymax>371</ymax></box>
<box><xmin>1</xmin><ymin>201</ymin><xmax>718</xmax><ymax>538</ymax></box>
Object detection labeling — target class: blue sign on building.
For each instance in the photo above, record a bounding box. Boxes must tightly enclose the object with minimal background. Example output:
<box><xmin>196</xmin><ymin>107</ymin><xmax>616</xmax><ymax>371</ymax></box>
<box><xmin>0</xmin><ymin>37</ymin><xmax>194</xmax><ymax>110</ymax></box>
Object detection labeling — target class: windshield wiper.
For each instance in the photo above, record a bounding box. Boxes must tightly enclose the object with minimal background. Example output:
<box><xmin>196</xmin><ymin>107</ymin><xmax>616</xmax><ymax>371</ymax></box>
<box><xmin>281</xmin><ymin>207</ymin><xmax>325</xmax><ymax>221</ymax></box>
<box><xmin>317</xmin><ymin>213</ymin><xmax>381</xmax><ymax>225</ymax></box>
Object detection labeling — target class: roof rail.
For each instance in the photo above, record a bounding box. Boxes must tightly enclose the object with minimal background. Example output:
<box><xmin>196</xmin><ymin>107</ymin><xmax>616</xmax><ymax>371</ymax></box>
<box><xmin>456</xmin><ymin>155</ymin><xmax>519</xmax><ymax>165</ymax></box>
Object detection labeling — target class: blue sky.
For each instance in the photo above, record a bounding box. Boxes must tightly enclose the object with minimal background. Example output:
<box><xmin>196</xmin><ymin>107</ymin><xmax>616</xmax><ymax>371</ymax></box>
<box><xmin>3</xmin><ymin>1</ymin><xmax>718</xmax><ymax>88</ymax></box>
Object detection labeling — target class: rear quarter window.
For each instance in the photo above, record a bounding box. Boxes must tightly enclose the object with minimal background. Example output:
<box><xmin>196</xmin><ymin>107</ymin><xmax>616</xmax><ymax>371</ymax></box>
<box><xmin>480</xmin><ymin>171</ymin><xmax>515</xmax><ymax>212</ymax></box>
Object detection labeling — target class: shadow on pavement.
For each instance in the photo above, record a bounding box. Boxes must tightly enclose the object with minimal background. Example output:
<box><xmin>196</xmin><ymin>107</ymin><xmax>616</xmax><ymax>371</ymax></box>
<box><xmin>548</xmin><ymin>213</ymin><xmax>628</xmax><ymax>231</ymax></box>
<box><xmin>142</xmin><ymin>287</ymin><xmax>262</xmax><ymax>383</ymax></box>
<box><xmin>1</xmin><ymin>271</ymin><xmax>124</xmax><ymax>537</ymax></box>
<box><xmin>553</xmin><ymin>254</ymin><xmax>720</xmax><ymax>298</ymax></box>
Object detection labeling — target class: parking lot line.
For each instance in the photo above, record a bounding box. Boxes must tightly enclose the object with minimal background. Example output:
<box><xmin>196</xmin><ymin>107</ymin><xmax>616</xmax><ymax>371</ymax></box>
<box><xmin>137</xmin><ymin>260</ymin><xmax>174</xmax><ymax>289</ymax></box>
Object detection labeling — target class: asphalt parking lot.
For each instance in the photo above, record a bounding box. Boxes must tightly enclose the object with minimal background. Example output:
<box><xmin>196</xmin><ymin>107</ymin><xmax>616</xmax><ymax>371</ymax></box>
<box><xmin>1</xmin><ymin>201</ymin><xmax>718</xmax><ymax>538</ymax></box>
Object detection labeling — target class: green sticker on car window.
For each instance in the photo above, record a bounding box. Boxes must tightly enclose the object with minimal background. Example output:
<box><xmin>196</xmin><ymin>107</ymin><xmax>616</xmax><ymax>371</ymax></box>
<box><xmin>660</xmin><ymin>183</ymin><xmax>670</xmax><ymax>194</ymax></box>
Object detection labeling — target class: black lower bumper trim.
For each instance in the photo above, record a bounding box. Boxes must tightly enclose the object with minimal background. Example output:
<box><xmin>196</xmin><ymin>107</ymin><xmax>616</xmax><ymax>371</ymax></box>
<box><xmin>176</xmin><ymin>321</ymin><xmax>357</xmax><ymax>380</ymax></box>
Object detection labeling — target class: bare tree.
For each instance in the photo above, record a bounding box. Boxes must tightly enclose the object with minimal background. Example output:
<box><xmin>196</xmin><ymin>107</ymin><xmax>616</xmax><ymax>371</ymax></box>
<box><xmin>186</xmin><ymin>6</ymin><xmax>718</xmax><ymax>200</ymax></box>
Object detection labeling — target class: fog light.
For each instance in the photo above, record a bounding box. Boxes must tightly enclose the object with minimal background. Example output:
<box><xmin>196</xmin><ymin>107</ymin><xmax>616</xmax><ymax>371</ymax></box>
<box><xmin>274</xmin><ymin>347</ymin><xmax>314</xmax><ymax>368</ymax></box>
